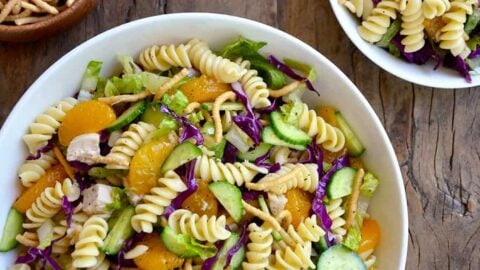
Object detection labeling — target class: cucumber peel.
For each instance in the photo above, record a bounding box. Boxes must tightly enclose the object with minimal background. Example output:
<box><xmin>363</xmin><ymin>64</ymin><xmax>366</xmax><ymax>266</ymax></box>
<box><xmin>0</xmin><ymin>208</ymin><xmax>23</xmax><ymax>252</ymax></box>
<box><xmin>261</xmin><ymin>126</ymin><xmax>306</xmax><ymax>151</ymax></box>
<box><xmin>335</xmin><ymin>112</ymin><xmax>365</xmax><ymax>157</ymax></box>
<box><xmin>327</xmin><ymin>167</ymin><xmax>357</xmax><ymax>200</ymax></box>
<box><xmin>317</xmin><ymin>244</ymin><xmax>366</xmax><ymax>270</ymax></box>
<box><xmin>237</xmin><ymin>142</ymin><xmax>272</xmax><ymax>162</ymax></box>
<box><xmin>209</xmin><ymin>181</ymin><xmax>244</xmax><ymax>222</ymax></box>
<box><xmin>102</xmin><ymin>206</ymin><xmax>135</xmax><ymax>255</ymax></box>
<box><xmin>160</xmin><ymin>141</ymin><xmax>202</xmax><ymax>174</ymax></box>
<box><xmin>270</xmin><ymin>111</ymin><xmax>311</xmax><ymax>146</ymax></box>
<box><xmin>107</xmin><ymin>100</ymin><xmax>146</xmax><ymax>131</ymax></box>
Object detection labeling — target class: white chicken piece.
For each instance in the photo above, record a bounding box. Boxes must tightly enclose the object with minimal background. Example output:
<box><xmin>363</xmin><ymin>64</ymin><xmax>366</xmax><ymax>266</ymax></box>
<box><xmin>66</xmin><ymin>133</ymin><xmax>102</xmax><ymax>165</ymax></box>
<box><xmin>82</xmin><ymin>184</ymin><xmax>115</xmax><ymax>215</ymax></box>
<box><xmin>268</xmin><ymin>193</ymin><xmax>288</xmax><ymax>216</ymax></box>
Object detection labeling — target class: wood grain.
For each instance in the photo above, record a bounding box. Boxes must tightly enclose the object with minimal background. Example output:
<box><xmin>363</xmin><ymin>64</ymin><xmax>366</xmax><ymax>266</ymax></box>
<box><xmin>1</xmin><ymin>0</ymin><xmax>479</xmax><ymax>269</ymax></box>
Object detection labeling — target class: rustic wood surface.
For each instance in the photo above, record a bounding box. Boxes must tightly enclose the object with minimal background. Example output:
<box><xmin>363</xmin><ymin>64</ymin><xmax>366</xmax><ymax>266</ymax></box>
<box><xmin>0</xmin><ymin>0</ymin><xmax>479</xmax><ymax>269</ymax></box>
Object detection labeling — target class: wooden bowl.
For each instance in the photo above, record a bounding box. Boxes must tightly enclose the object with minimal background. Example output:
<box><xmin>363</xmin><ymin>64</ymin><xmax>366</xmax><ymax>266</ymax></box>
<box><xmin>0</xmin><ymin>0</ymin><xmax>97</xmax><ymax>42</ymax></box>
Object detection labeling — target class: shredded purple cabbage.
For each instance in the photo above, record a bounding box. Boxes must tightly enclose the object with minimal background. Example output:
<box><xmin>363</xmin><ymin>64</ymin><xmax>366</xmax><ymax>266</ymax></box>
<box><xmin>75</xmin><ymin>173</ymin><xmax>94</xmax><ymax>191</ymax></box>
<box><xmin>242</xmin><ymin>190</ymin><xmax>267</xmax><ymax>201</ymax></box>
<box><xmin>256</xmin><ymin>98</ymin><xmax>281</xmax><ymax>114</ymax></box>
<box><xmin>268</xmin><ymin>55</ymin><xmax>319</xmax><ymax>95</ymax></box>
<box><xmin>223</xmin><ymin>142</ymin><xmax>238</xmax><ymax>163</ymax></box>
<box><xmin>372</xmin><ymin>0</ymin><xmax>381</xmax><ymax>5</ymax></box>
<box><xmin>164</xmin><ymin>160</ymin><xmax>198</xmax><ymax>217</ymax></box>
<box><xmin>115</xmin><ymin>233</ymin><xmax>145</xmax><ymax>270</ymax></box>
<box><xmin>201</xmin><ymin>242</ymin><xmax>224</xmax><ymax>270</ymax></box>
<box><xmin>225</xmin><ymin>223</ymin><xmax>249</xmax><ymax>266</ymax></box>
<box><xmin>311</xmin><ymin>154</ymin><xmax>349</xmax><ymax>247</ymax></box>
<box><xmin>444</xmin><ymin>53</ymin><xmax>472</xmax><ymax>83</ymax></box>
<box><xmin>61</xmin><ymin>196</ymin><xmax>74</xmax><ymax>228</ymax></box>
<box><xmin>391</xmin><ymin>35</ymin><xmax>440</xmax><ymax>67</ymax></box>
<box><xmin>469</xmin><ymin>46</ymin><xmax>480</xmax><ymax>59</ymax></box>
<box><xmin>68</xmin><ymin>161</ymin><xmax>94</xmax><ymax>171</ymax></box>
<box><xmin>303</xmin><ymin>141</ymin><xmax>324</xmax><ymax>177</ymax></box>
<box><xmin>254</xmin><ymin>151</ymin><xmax>281</xmax><ymax>173</ymax></box>
<box><xmin>230</xmin><ymin>82</ymin><xmax>262</xmax><ymax>145</ymax></box>
<box><xmin>160</xmin><ymin>105</ymin><xmax>204</xmax><ymax>145</ymax></box>
<box><xmin>26</xmin><ymin>140</ymin><xmax>54</xmax><ymax>160</ymax></box>
<box><xmin>16</xmin><ymin>246</ymin><xmax>60</xmax><ymax>270</ymax></box>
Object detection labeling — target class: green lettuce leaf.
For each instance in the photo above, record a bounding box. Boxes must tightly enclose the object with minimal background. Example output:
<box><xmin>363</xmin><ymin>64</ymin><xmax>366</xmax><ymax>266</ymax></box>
<box><xmin>360</xmin><ymin>172</ymin><xmax>380</xmax><ymax>197</ymax></box>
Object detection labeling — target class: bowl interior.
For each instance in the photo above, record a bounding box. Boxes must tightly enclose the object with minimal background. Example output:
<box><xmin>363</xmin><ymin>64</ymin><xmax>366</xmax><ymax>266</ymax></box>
<box><xmin>328</xmin><ymin>0</ymin><xmax>479</xmax><ymax>89</ymax></box>
<box><xmin>0</xmin><ymin>13</ymin><xmax>408</xmax><ymax>269</ymax></box>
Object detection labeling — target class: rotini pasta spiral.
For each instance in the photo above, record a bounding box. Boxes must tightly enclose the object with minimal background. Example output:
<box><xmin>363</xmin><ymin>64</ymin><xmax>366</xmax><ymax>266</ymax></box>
<box><xmin>51</xmin><ymin>224</ymin><xmax>71</xmax><ymax>254</ymax></box>
<box><xmin>24</xmin><ymin>178</ymin><xmax>80</xmax><ymax>229</ymax></box>
<box><xmin>138</xmin><ymin>43</ymin><xmax>192</xmax><ymax>72</ymax></box>
<box><xmin>269</xmin><ymin>242</ymin><xmax>315</xmax><ymax>269</ymax></box>
<box><xmin>187</xmin><ymin>38</ymin><xmax>246</xmax><ymax>83</ymax></box>
<box><xmin>286</xmin><ymin>215</ymin><xmax>324</xmax><ymax>245</ymax></box>
<box><xmin>242</xmin><ymin>223</ymin><xmax>273</xmax><ymax>270</ymax></box>
<box><xmin>22</xmin><ymin>97</ymin><xmax>78</xmax><ymax>155</ymax></box>
<box><xmin>72</xmin><ymin>216</ymin><xmax>109</xmax><ymax>268</ymax></box>
<box><xmin>89</xmin><ymin>253</ymin><xmax>111</xmax><ymax>270</ymax></box>
<box><xmin>168</xmin><ymin>209</ymin><xmax>231</xmax><ymax>243</ymax></box>
<box><xmin>270</xmin><ymin>146</ymin><xmax>291</xmax><ymax>165</ymax></box>
<box><xmin>194</xmin><ymin>154</ymin><xmax>268</xmax><ymax>186</ymax></box>
<box><xmin>358</xmin><ymin>0</ymin><xmax>400</xmax><ymax>43</ymax></box>
<box><xmin>58</xmin><ymin>203</ymin><xmax>89</xmax><ymax>245</ymax></box>
<box><xmin>326</xmin><ymin>198</ymin><xmax>347</xmax><ymax>242</ymax></box>
<box><xmin>15</xmin><ymin>231</ymin><xmax>39</xmax><ymax>247</ymax></box>
<box><xmin>9</xmin><ymin>264</ymin><xmax>31</xmax><ymax>270</ymax></box>
<box><xmin>18</xmin><ymin>151</ymin><xmax>57</xmax><ymax>187</ymax></box>
<box><xmin>124</xmin><ymin>244</ymin><xmax>149</xmax><ymax>259</ymax></box>
<box><xmin>131</xmin><ymin>170</ymin><xmax>188</xmax><ymax>233</ymax></box>
<box><xmin>105</xmin><ymin>121</ymin><xmax>156</xmax><ymax>169</ymax></box>
<box><xmin>359</xmin><ymin>248</ymin><xmax>377</xmax><ymax>269</ymax></box>
<box><xmin>400</xmin><ymin>0</ymin><xmax>425</xmax><ymax>53</ymax></box>
<box><xmin>439</xmin><ymin>0</ymin><xmax>474</xmax><ymax>57</ymax></box>
<box><xmin>294</xmin><ymin>102</ymin><xmax>345</xmax><ymax>152</ymax></box>
<box><xmin>247</xmin><ymin>163</ymin><xmax>319</xmax><ymax>195</ymax></box>
<box><xmin>234</xmin><ymin>58</ymin><xmax>271</xmax><ymax>108</ymax></box>
<box><xmin>422</xmin><ymin>0</ymin><xmax>450</xmax><ymax>19</ymax></box>
<box><xmin>341</xmin><ymin>0</ymin><xmax>372</xmax><ymax>18</ymax></box>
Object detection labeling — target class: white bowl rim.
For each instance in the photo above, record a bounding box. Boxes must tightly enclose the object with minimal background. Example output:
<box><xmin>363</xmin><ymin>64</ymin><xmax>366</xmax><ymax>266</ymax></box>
<box><xmin>329</xmin><ymin>0</ymin><xmax>480</xmax><ymax>89</ymax></box>
<box><xmin>0</xmin><ymin>12</ymin><xmax>408</xmax><ymax>269</ymax></box>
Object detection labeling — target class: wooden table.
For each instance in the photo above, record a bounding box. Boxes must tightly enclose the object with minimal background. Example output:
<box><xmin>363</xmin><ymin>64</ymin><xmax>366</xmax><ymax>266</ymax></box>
<box><xmin>1</xmin><ymin>1</ymin><xmax>478</xmax><ymax>269</ymax></box>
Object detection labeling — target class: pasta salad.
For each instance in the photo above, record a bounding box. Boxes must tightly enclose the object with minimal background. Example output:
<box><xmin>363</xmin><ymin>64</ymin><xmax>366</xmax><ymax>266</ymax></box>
<box><xmin>340</xmin><ymin>0</ymin><xmax>480</xmax><ymax>82</ymax></box>
<box><xmin>1</xmin><ymin>37</ymin><xmax>381</xmax><ymax>270</ymax></box>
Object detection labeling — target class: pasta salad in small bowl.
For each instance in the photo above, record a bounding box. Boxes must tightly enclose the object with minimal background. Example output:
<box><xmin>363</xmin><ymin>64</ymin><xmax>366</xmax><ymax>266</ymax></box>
<box><xmin>0</xmin><ymin>13</ymin><xmax>407</xmax><ymax>270</ymax></box>
<box><xmin>331</xmin><ymin>0</ymin><xmax>480</xmax><ymax>88</ymax></box>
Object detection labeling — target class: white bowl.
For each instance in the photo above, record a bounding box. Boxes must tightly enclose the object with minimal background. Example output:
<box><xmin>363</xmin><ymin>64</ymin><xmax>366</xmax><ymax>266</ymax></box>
<box><xmin>0</xmin><ymin>13</ymin><xmax>408</xmax><ymax>269</ymax></box>
<box><xmin>329</xmin><ymin>0</ymin><xmax>479</xmax><ymax>88</ymax></box>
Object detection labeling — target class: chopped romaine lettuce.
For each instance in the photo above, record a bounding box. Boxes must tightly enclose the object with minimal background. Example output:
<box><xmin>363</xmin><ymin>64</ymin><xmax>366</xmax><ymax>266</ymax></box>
<box><xmin>118</xmin><ymin>55</ymin><xmax>142</xmax><ymax>75</ymax></box>
<box><xmin>343</xmin><ymin>215</ymin><xmax>362</xmax><ymax>251</ymax></box>
<box><xmin>162</xmin><ymin>91</ymin><xmax>189</xmax><ymax>114</ymax></box>
<box><xmin>283</xmin><ymin>58</ymin><xmax>317</xmax><ymax>81</ymax></box>
<box><xmin>360</xmin><ymin>172</ymin><xmax>379</xmax><ymax>197</ymax></box>
<box><xmin>80</xmin><ymin>60</ymin><xmax>102</xmax><ymax>92</ymax></box>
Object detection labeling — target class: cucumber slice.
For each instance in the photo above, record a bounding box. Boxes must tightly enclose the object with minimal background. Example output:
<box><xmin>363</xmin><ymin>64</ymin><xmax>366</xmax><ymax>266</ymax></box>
<box><xmin>161</xmin><ymin>226</ymin><xmax>217</xmax><ymax>259</ymax></box>
<box><xmin>316</xmin><ymin>244</ymin><xmax>366</xmax><ymax>270</ymax></box>
<box><xmin>237</xmin><ymin>143</ymin><xmax>272</xmax><ymax>162</ymax></box>
<box><xmin>209</xmin><ymin>181</ymin><xmax>244</xmax><ymax>222</ymax></box>
<box><xmin>314</xmin><ymin>236</ymin><xmax>329</xmax><ymax>254</ymax></box>
<box><xmin>107</xmin><ymin>100</ymin><xmax>146</xmax><ymax>131</ymax></box>
<box><xmin>201</xmin><ymin>102</ymin><xmax>244</xmax><ymax>111</ymax></box>
<box><xmin>327</xmin><ymin>167</ymin><xmax>357</xmax><ymax>200</ymax></box>
<box><xmin>270</xmin><ymin>111</ymin><xmax>312</xmax><ymax>146</ymax></box>
<box><xmin>335</xmin><ymin>112</ymin><xmax>365</xmax><ymax>157</ymax></box>
<box><xmin>160</xmin><ymin>141</ymin><xmax>202</xmax><ymax>174</ymax></box>
<box><xmin>0</xmin><ymin>208</ymin><xmax>23</xmax><ymax>252</ymax></box>
<box><xmin>262</xmin><ymin>126</ymin><xmax>306</xmax><ymax>151</ymax></box>
<box><xmin>88</xmin><ymin>167</ymin><xmax>127</xmax><ymax>179</ymax></box>
<box><xmin>102</xmin><ymin>205</ymin><xmax>135</xmax><ymax>255</ymax></box>
<box><xmin>211</xmin><ymin>232</ymin><xmax>245</xmax><ymax>270</ymax></box>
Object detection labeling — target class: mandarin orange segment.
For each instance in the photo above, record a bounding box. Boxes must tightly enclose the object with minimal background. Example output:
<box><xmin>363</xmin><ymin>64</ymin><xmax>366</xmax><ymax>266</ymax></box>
<box><xmin>58</xmin><ymin>100</ymin><xmax>116</xmax><ymax>146</ymax></box>
<box><xmin>316</xmin><ymin>106</ymin><xmax>338</xmax><ymax>127</ymax></box>
<box><xmin>284</xmin><ymin>188</ymin><xmax>313</xmax><ymax>227</ymax></box>
<box><xmin>180</xmin><ymin>75</ymin><xmax>230</xmax><ymax>103</ymax></box>
<box><xmin>358</xmin><ymin>218</ymin><xmax>381</xmax><ymax>253</ymax></box>
<box><xmin>134</xmin><ymin>233</ymin><xmax>184</xmax><ymax>270</ymax></box>
<box><xmin>181</xmin><ymin>179</ymin><xmax>218</xmax><ymax>217</ymax></box>
<box><xmin>13</xmin><ymin>164</ymin><xmax>67</xmax><ymax>213</ymax></box>
<box><xmin>126</xmin><ymin>132</ymin><xmax>178</xmax><ymax>195</ymax></box>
